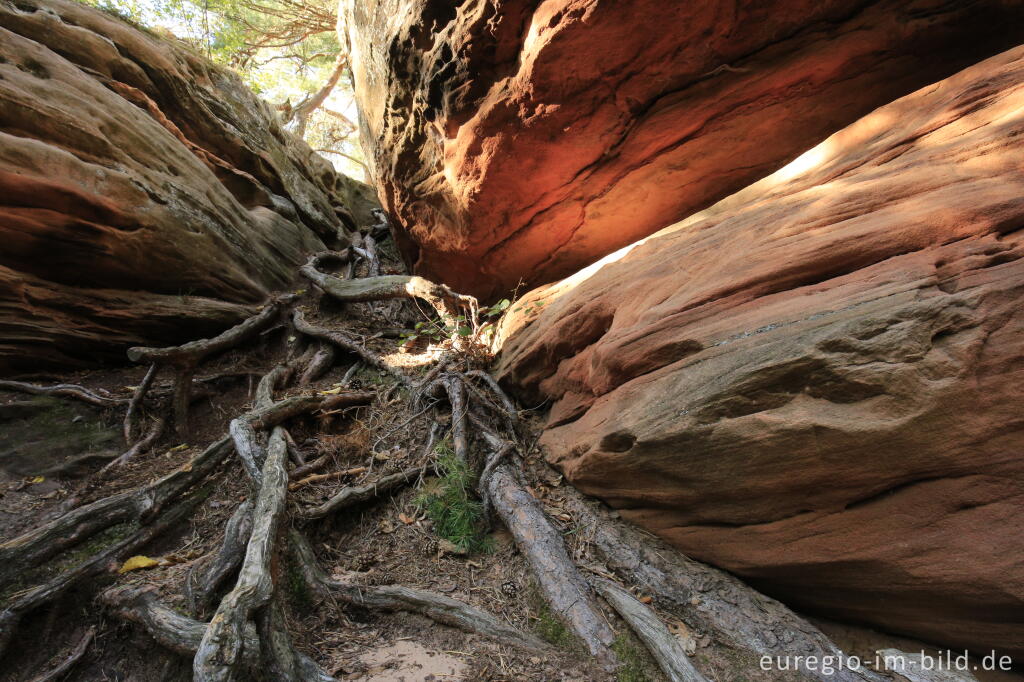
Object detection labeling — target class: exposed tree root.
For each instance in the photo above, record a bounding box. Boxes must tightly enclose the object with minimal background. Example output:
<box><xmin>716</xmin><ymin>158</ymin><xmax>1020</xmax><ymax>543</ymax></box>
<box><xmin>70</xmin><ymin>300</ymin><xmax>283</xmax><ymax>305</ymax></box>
<box><xmin>0</xmin><ymin>437</ymin><xmax>233</xmax><ymax>589</ymax></box>
<box><xmin>186</xmin><ymin>500</ymin><xmax>254</xmax><ymax>617</ymax></box>
<box><xmin>292</xmin><ymin>310</ymin><xmax>408</xmax><ymax>385</ymax></box>
<box><xmin>28</xmin><ymin>625</ymin><xmax>95</xmax><ymax>682</ymax></box>
<box><xmin>126</xmin><ymin>296</ymin><xmax>295</xmax><ymax>366</ymax></box>
<box><xmin>486</xmin><ymin>464</ymin><xmax>617</xmax><ymax>670</ymax></box>
<box><xmin>288</xmin><ymin>454</ymin><xmax>329</xmax><ymax>480</ymax></box>
<box><xmin>591</xmin><ymin>578</ymin><xmax>708</xmax><ymax>682</ymax></box>
<box><xmin>297</xmin><ymin>465</ymin><xmax>430</xmax><ymax>520</ymax></box>
<box><xmin>124</xmin><ymin>362</ymin><xmax>158</xmax><ymax>443</ymax></box>
<box><xmin>101</xmin><ymin>583</ymin><xmax>260</xmax><ymax>659</ymax></box>
<box><xmin>126</xmin><ymin>295</ymin><xmax>295</xmax><ymax>436</ymax></box>
<box><xmin>0</xmin><ymin>380</ymin><xmax>125</xmax><ymax>408</ymax></box>
<box><xmin>0</xmin><ymin>224</ymin><xmax>878</xmax><ymax>682</ymax></box>
<box><xmin>298</xmin><ymin>342</ymin><xmax>335</xmax><ymax>385</ymax></box>
<box><xmin>566</xmin><ymin>493</ymin><xmax>886</xmax><ymax>682</ymax></box>
<box><xmin>288</xmin><ymin>466</ymin><xmax>367</xmax><ymax>491</ymax></box>
<box><xmin>100</xmin><ymin>583</ymin><xmax>335</xmax><ymax>680</ymax></box>
<box><xmin>194</xmin><ymin>430</ymin><xmax>289</xmax><ymax>680</ymax></box>
<box><xmin>0</xmin><ymin>486</ymin><xmax>211</xmax><ymax>654</ymax></box>
<box><xmin>289</xmin><ymin>531</ymin><xmax>546</xmax><ymax>652</ymax></box>
<box><xmin>299</xmin><ymin>257</ymin><xmax>475</xmax><ymax>326</ymax></box>
<box><xmin>103</xmin><ymin>415</ymin><xmax>167</xmax><ymax>472</ymax></box>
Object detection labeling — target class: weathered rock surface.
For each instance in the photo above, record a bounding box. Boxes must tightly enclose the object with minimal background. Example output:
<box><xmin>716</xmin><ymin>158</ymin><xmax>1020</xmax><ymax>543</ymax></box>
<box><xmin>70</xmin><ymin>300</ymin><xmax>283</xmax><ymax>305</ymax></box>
<box><xmin>344</xmin><ymin>0</ymin><xmax>1024</xmax><ymax>299</ymax></box>
<box><xmin>496</xmin><ymin>47</ymin><xmax>1024</xmax><ymax>655</ymax></box>
<box><xmin>0</xmin><ymin>0</ymin><xmax>377</xmax><ymax>373</ymax></box>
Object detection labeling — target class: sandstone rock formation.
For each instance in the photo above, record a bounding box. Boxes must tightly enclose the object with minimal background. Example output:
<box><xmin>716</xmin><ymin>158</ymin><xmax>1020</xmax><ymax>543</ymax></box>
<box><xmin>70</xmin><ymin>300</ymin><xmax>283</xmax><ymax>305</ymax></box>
<box><xmin>343</xmin><ymin>0</ymin><xmax>1024</xmax><ymax>299</ymax></box>
<box><xmin>0</xmin><ymin>0</ymin><xmax>377</xmax><ymax>373</ymax></box>
<box><xmin>495</xmin><ymin>47</ymin><xmax>1024</xmax><ymax>655</ymax></box>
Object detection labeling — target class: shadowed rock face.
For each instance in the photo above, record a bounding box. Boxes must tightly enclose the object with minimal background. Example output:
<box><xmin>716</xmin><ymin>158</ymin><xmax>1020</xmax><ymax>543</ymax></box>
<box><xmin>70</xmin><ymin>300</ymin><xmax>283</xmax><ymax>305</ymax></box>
<box><xmin>0</xmin><ymin>0</ymin><xmax>377</xmax><ymax>373</ymax></box>
<box><xmin>343</xmin><ymin>0</ymin><xmax>1024</xmax><ymax>300</ymax></box>
<box><xmin>495</xmin><ymin>47</ymin><xmax>1024</xmax><ymax>655</ymax></box>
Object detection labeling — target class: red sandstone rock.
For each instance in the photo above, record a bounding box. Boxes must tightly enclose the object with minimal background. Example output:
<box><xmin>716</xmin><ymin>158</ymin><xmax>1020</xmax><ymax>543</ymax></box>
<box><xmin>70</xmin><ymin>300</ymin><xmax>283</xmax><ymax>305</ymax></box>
<box><xmin>0</xmin><ymin>0</ymin><xmax>376</xmax><ymax>373</ymax></box>
<box><xmin>495</xmin><ymin>47</ymin><xmax>1024</xmax><ymax>655</ymax></box>
<box><xmin>344</xmin><ymin>0</ymin><xmax>1024</xmax><ymax>299</ymax></box>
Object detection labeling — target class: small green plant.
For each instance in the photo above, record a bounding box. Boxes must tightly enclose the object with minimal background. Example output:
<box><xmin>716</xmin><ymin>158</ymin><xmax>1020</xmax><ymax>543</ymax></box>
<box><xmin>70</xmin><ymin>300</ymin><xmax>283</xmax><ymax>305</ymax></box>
<box><xmin>512</xmin><ymin>298</ymin><xmax>548</xmax><ymax>317</ymax></box>
<box><xmin>415</xmin><ymin>442</ymin><xmax>491</xmax><ymax>554</ymax></box>
<box><xmin>613</xmin><ymin>633</ymin><xmax>656</xmax><ymax>682</ymax></box>
<box><xmin>397</xmin><ymin>315</ymin><xmax>473</xmax><ymax>348</ymax></box>
<box><xmin>482</xmin><ymin>298</ymin><xmax>511</xmax><ymax>318</ymax></box>
<box><xmin>397</xmin><ymin>298</ymin><xmax>512</xmax><ymax>349</ymax></box>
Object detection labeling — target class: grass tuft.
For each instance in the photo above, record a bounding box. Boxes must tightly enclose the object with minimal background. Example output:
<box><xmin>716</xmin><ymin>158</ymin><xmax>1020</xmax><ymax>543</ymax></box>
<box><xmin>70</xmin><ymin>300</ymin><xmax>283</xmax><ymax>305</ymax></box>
<box><xmin>534</xmin><ymin>602</ymin><xmax>574</xmax><ymax>648</ymax></box>
<box><xmin>613</xmin><ymin>632</ymin><xmax>656</xmax><ymax>682</ymax></box>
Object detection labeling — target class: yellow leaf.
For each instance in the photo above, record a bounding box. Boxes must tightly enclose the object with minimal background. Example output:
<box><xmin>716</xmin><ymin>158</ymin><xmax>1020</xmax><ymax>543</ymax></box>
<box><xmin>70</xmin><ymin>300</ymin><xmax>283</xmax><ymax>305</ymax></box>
<box><xmin>168</xmin><ymin>444</ymin><xmax>189</xmax><ymax>453</ymax></box>
<box><xmin>29</xmin><ymin>476</ymin><xmax>44</xmax><ymax>484</ymax></box>
<box><xmin>118</xmin><ymin>555</ymin><xmax>160</xmax><ymax>574</ymax></box>
<box><xmin>319</xmin><ymin>387</ymin><xmax>341</xmax><ymax>395</ymax></box>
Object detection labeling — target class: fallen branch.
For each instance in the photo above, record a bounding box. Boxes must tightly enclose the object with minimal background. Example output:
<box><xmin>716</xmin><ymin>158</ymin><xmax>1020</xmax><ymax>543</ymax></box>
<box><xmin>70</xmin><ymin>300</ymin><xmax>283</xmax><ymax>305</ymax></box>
<box><xmin>0</xmin><ymin>380</ymin><xmax>124</xmax><ymax>408</ymax></box>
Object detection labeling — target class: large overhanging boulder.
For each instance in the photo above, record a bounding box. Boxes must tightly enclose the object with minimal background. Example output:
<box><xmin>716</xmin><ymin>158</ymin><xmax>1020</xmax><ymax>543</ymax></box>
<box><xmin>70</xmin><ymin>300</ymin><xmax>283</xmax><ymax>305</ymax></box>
<box><xmin>342</xmin><ymin>0</ymin><xmax>1024</xmax><ymax>299</ymax></box>
<box><xmin>495</xmin><ymin>46</ymin><xmax>1024</xmax><ymax>655</ymax></box>
<box><xmin>0</xmin><ymin>0</ymin><xmax>377</xmax><ymax>373</ymax></box>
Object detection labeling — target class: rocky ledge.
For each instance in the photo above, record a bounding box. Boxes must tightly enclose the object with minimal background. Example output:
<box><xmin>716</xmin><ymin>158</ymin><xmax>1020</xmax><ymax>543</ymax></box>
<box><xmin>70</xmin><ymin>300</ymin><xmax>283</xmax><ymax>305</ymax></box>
<box><xmin>0</xmin><ymin>0</ymin><xmax>376</xmax><ymax>373</ymax></box>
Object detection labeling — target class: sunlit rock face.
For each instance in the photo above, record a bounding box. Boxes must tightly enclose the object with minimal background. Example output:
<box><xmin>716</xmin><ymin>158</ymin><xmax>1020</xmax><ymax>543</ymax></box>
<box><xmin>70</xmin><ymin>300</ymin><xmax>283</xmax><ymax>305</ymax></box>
<box><xmin>343</xmin><ymin>0</ymin><xmax>1024</xmax><ymax>299</ymax></box>
<box><xmin>495</xmin><ymin>47</ymin><xmax>1024</xmax><ymax>655</ymax></box>
<box><xmin>0</xmin><ymin>0</ymin><xmax>377</xmax><ymax>373</ymax></box>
